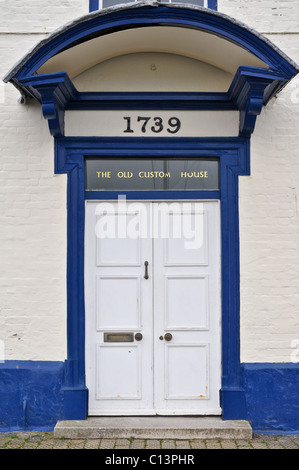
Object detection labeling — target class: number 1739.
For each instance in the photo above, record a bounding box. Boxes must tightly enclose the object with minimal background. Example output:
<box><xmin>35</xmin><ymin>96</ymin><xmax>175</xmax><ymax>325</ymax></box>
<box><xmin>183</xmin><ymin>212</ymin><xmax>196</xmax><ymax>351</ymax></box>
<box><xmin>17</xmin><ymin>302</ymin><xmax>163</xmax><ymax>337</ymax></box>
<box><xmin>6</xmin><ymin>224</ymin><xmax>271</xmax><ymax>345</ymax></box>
<box><xmin>123</xmin><ymin>116</ymin><xmax>181</xmax><ymax>134</ymax></box>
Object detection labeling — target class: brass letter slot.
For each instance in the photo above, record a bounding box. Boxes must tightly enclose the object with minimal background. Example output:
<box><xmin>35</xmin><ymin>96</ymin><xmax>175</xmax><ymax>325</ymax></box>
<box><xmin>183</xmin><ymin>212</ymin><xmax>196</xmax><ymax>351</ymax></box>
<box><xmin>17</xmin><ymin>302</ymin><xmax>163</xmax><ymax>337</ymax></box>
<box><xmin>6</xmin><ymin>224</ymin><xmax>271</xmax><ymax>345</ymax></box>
<box><xmin>104</xmin><ymin>332</ymin><xmax>134</xmax><ymax>342</ymax></box>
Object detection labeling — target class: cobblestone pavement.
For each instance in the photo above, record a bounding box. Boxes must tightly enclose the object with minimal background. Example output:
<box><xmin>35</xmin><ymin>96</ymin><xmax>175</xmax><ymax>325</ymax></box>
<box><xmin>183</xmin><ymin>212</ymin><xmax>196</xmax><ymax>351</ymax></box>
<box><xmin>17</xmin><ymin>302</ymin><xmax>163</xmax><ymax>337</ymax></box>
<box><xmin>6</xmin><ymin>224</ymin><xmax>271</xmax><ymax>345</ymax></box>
<box><xmin>0</xmin><ymin>432</ymin><xmax>298</xmax><ymax>449</ymax></box>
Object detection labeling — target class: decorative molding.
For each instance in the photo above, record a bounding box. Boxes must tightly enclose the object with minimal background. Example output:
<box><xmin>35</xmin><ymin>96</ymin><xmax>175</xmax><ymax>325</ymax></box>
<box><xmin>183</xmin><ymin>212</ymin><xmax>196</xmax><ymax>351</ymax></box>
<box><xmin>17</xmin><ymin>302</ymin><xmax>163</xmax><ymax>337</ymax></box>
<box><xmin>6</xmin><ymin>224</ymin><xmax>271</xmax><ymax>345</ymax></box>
<box><xmin>228</xmin><ymin>67</ymin><xmax>285</xmax><ymax>137</ymax></box>
<box><xmin>54</xmin><ymin>143</ymin><xmax>88</xmax><ymax>417</ymax></box>
<box><xmin>18</xmin><ymin>66</ymin><xmax>287</xmax><ymax>137</ymax></box>
<box><xmin>20</xmin><ymin>73</ymin><xmax>77</xmax><ymax>136</ymax></box>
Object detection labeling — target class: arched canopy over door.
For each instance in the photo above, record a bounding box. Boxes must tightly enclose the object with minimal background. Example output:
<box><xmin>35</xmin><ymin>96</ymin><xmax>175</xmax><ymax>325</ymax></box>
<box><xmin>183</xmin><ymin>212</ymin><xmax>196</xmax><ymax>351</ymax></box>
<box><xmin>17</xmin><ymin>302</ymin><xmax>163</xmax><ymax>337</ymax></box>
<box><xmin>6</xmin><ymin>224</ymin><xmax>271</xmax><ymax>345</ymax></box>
<box><xmin>3</xmin><ymin>2</ymin><xmax>298</xmax><ymax>137</ymax></box>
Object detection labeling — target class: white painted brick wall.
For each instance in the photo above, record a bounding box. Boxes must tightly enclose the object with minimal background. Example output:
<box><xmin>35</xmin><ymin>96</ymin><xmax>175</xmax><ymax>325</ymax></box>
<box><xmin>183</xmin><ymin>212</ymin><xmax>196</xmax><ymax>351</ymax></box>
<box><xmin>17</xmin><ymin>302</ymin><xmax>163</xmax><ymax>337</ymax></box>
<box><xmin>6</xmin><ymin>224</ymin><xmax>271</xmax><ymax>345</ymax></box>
<box><xmin>0</xmin><ymin>73</ymin><xmax>68</xmax><ymax>360</ymax></box>
<box><xmin>0</xmin><ymin>90</ymin><xmax>68</xmax><ymax>360</ymax></box>
<box><xmin>219</xmin><ymin>1</ymin><xmax>299</xmax><ymax>362</ymax></box>
<box><xmin>238</xmin><ymin>33</ymin><xmax>299</xmax><ymax>362</ymax></box>
<box><xmin>0</xmin><ymin>1</ymin><xmax>298</xmax><ymax>362</ymax></box>
<box><xmin>0</xmin><ymin>0</ymin><xmax>89</xmax><ymax>33</ymax></box>
<box><xmin>0</xmin><ymin>3</ymin><xmax>79</xmax><ymax>360</ymax></box>
<box><xmin>219</xmin><ymin>0</ymin><xmax>299</xmax><ymax>33</ymax></box>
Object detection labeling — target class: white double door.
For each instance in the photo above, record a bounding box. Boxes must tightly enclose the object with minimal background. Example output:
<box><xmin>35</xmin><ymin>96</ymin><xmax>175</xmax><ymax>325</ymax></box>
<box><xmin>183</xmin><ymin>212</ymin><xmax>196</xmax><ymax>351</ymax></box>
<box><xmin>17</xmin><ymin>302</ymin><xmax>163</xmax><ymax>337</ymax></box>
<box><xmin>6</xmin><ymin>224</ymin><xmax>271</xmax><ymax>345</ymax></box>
<box><xmin>85</xmin><ymin>200</ymin><xmax>221</xmax><ymax>415</ymax></box>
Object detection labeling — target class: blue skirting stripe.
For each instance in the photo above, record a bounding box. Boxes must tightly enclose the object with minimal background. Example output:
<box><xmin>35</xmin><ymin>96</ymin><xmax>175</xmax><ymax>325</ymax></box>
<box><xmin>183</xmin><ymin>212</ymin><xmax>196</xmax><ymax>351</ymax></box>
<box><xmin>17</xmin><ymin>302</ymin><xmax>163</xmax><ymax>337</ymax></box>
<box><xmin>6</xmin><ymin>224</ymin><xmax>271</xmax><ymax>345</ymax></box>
<box><xmin>0</xmin><ymin>361</ymin><xmax>298</xmax><ymax>432</ymax></box>
<box><xmin>0</xmin><ymin>361</ymin><xmax>65</xmax><ymax>432</ymax></box>
<box><xmin>242</xmin><ymin>363</ymin><xmax>299</xmax><ymax>434</ymax></box>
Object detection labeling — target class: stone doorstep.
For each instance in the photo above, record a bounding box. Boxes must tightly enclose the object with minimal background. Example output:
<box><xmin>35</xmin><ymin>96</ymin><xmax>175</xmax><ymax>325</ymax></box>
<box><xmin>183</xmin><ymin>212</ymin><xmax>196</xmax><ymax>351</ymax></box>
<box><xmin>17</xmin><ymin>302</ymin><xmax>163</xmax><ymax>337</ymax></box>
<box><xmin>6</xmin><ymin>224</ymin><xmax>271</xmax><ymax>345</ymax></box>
<box><xmin>53</xmin><ymin>417</ymin><xmax>252</xmax><ymax>440</ymax></box>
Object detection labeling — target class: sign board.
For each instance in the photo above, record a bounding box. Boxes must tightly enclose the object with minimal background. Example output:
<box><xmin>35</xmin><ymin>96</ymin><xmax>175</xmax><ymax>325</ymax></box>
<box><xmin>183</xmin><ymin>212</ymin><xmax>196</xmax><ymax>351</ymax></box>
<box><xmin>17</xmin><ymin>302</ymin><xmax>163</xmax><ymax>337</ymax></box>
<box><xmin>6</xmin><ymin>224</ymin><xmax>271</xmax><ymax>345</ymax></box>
<box><xmin>85</xmin><ymin>158</ymin><xmax>219</xmax><ymax>191</ymax></box>
<box><xmin>65</xmin><ymin>110</ymin><xmax>239</xmax><ymax>137</ymax></box>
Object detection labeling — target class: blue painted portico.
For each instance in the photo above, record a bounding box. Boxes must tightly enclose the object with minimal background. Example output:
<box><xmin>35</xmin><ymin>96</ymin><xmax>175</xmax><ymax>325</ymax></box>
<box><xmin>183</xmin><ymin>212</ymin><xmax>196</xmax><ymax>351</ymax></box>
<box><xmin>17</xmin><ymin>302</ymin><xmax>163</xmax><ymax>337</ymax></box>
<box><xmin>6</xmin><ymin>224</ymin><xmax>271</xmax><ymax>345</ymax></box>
<box><xmin>2</xmin><ymin>2</ymin><xmax>299</xmax><ymax>433</ymax></box>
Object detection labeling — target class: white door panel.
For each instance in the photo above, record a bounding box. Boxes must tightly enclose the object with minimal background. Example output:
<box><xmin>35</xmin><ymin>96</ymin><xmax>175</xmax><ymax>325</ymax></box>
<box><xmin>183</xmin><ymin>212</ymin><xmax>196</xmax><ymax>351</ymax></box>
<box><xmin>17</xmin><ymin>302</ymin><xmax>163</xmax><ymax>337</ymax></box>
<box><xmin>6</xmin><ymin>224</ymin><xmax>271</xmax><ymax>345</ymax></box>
<box><xmin>164</xmin><ymin>275</ymin><xmax>209</xmax><ymax>330</ymax></box>
<box><xmin>154</xmin><ymin>201</ymin><xmax>221</xmax><ymax>414</ymax></box>
<box><xmin>96</xmin><ymin>344</ymin><xmax>141</xmax><ymax>399</ymax></box>
<box><xmin>96</xmin><ymin>275</ymin><xmax>141</xmax><ymax>330</ymax></box>
<box><xmin>96</xmin><ymin>211</ymin><xmax>142</xmax><ymax>266</ymax></box>
<box><xmin>165</xmin><ymin>344</ymin><xmax>209</xmax><ymax>399</ymax></box>
<box><xmin>85</xmin><ymin>200</ymin><xmax>221</xmax><ymax>415</ymax></box>
<box><xmin>85</xmin><ymin>201</ymin><xmax>153</xmax><ymax>414</ymax></box>
<box><xmin>162</xmin><ymin>210</ymin><xmax>208</xmax><ymax>266</ymax></box>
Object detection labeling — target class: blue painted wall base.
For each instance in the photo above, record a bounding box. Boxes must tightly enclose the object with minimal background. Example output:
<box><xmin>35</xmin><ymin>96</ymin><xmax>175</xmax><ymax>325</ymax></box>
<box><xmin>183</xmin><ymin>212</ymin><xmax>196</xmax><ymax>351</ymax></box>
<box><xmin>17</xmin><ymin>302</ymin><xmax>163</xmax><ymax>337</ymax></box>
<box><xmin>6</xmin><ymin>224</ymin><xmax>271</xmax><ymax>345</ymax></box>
<box><xmin>0</xmin><ymin>361</ymin><xmax>65</xmax><ymax>432</ymax></box>
<box><xmin>242</xmin><ymin>363</ymin><xmax>299</xmax><ymax>434</ymax></box>
<box><xmin>0</xmin><ymin>361</ymin><xmax>298</xmax><ymax>433</ymax></box>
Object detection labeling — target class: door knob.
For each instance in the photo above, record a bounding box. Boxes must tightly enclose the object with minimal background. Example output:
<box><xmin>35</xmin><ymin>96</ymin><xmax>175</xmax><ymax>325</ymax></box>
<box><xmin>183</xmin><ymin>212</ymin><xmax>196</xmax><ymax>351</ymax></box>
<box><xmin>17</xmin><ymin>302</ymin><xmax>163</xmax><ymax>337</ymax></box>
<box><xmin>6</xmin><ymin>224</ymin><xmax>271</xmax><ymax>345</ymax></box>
<box><xmin>164</xmin><ymin>333</ymin><xmax>173</xmax><ymax>341</ymax></box>
<box><xmin>135</xmin><ymin>333</ymin><xmax>143</xmax><ymax>341</ymax></box>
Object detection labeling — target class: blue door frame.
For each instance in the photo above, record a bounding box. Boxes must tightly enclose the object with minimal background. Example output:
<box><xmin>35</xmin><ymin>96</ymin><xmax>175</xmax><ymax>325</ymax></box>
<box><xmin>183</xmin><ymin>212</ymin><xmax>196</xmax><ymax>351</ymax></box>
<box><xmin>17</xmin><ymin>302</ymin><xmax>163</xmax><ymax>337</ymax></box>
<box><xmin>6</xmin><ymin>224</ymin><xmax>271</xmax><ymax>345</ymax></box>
<box><xmin>55</xmin><ymin>136</ymin><xmax>250</xmax><ymax>420</ymax></box>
